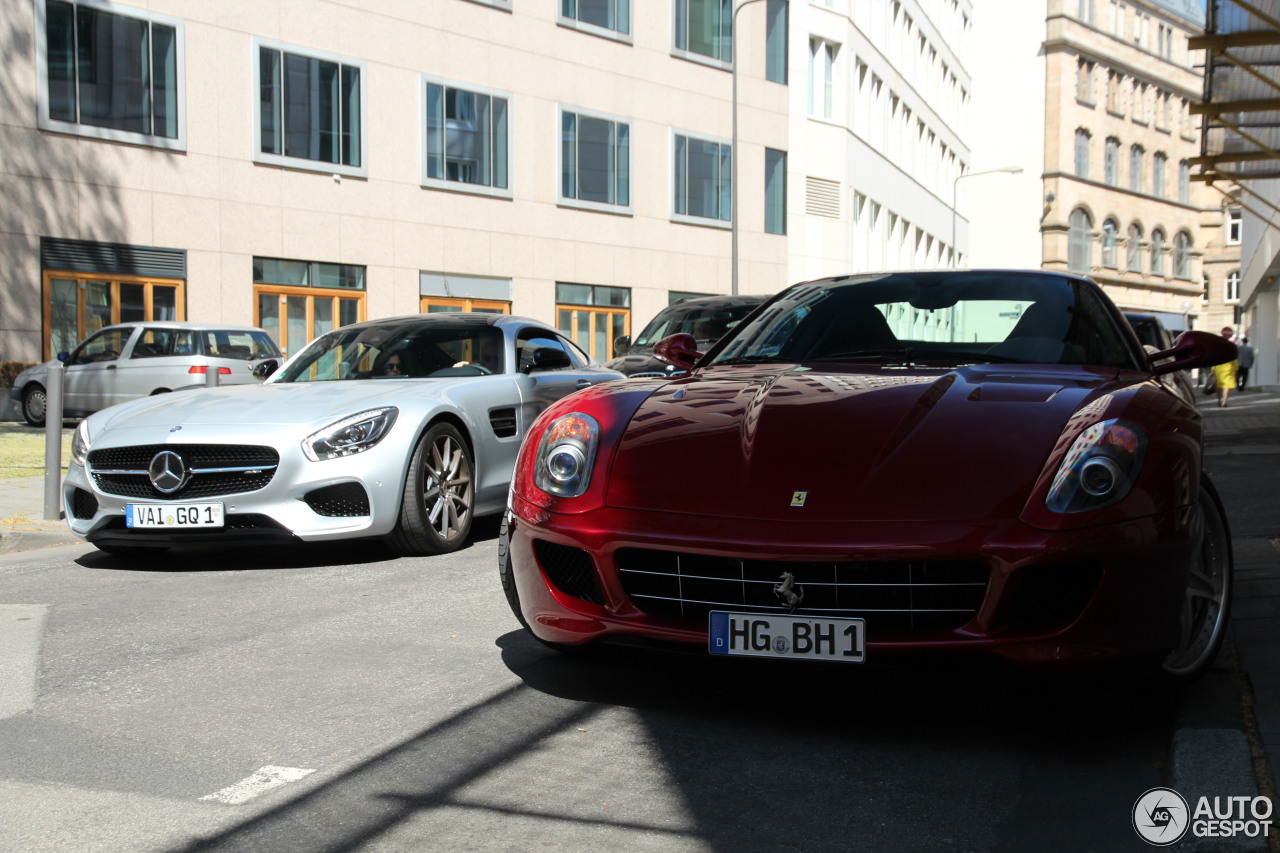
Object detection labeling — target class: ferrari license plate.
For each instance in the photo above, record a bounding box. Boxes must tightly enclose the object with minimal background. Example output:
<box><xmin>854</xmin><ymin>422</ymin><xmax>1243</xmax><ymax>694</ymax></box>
<box><xmin>126</xmin><ymin>502</ymin><xmax>224</xmax><ymax>528</ymax></box>
<box><xmin>708</xmin><ymin>611</ymin><xmax>865</xmax><ymax>663</ymax></box>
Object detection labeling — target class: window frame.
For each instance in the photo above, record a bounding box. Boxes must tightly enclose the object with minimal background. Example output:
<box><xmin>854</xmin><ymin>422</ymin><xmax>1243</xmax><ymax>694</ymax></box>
<box><xmin>41</xmin><ymin>270</ymin><xmax>185</xmax><ymax>361</ymax></box>
<box><xmin>36</xmin><ymin>0</ymin><xmax>187</xmax><ymax>150</ymax></box>
<box><xmin>1069</xmin><ymin>208</ymin><xmax>1093</xmax><ymax>274</ymax></box>
<box><xmin>1173</xmin><ymin>231</ymin><xmax>1191</xmax><ymax>279</ymax></box>
<box><xmin>252</xmin><ymin>37</ymin><xmax>367</xmax><ymax>178</ymax></box>
<box><xmin>1101</xmin><ymin>218</ymin><xmax>1119</xmax><ymax>268</ymax></box>
<box><xmin>558</xmin><ymin>0</ymin><xmax>633</xmax><ymax>43</ymax></box>
<box><xmin>421</xmin><ymin>76</ymin><xmax>513</xmax><ymax>199</ymax></box>
<box><xmin>673</xmin><ymin>0</ymin><xmax>733</xmax><ymax>69</ymax></box>
<box><xmin>558</xmin><ymin>104</ymin><xmax>633</xmax><ymax>214</ymax></box>
<box><xmin>1225</xmin><ymin>270</ymin><xmax>1240</xmax><ymax>303</ymax></box>
<box><xmin>671</xmin><ymin>128</ymin><xmax>733</xmax><ymax>227</ymax></box>
<box><xmin>1074</xmin><ymin>128</ymin><xmax>1091</xmax><ymax>178</ymax></box>
<box><xmin>1228</xmin><ymin>209</ymin><xmax>1242</xmax><ymax>245</ymax></box>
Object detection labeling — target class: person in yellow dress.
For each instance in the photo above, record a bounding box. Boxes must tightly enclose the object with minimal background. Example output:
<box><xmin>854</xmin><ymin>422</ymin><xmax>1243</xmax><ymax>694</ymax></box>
<box><xmin>1212</xmin><ymin>327</ymin><xmax>1239</xmax><ymax>408</ymax></box>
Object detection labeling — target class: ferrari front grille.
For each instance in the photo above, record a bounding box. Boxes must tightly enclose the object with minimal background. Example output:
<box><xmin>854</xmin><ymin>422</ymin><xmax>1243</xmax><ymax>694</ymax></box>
<box><xmin>615</xmin><ymin>549</ymin><xmax>989</xmax><ymax>635</ymax></box>
<box><xmin>87</xmin><ymin>444</ymin><xmax>279</xmax><ymax>500</ymax></box>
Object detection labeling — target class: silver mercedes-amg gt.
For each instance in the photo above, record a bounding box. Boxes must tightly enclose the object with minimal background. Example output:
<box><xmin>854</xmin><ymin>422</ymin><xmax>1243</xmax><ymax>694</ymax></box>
<box><xmin>62</xmin><ymin>314</ymin><xmax>622</xmax><ymax>557</ymax></box>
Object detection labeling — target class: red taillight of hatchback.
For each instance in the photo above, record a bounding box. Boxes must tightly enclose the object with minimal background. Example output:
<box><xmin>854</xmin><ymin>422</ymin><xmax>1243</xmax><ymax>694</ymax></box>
<box><xmin>188</xmin><ymin>366</ymin><xmax>233</xmax><ymax>375</ymax></box>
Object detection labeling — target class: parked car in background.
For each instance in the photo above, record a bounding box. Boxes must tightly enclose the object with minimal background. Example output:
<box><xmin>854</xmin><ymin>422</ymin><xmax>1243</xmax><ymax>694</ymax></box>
<box><xmin>11</xmin><ymin>321</ymin><xmax>282</xmax><ymax>427</ymax></box>
<box><xmin>503</xmin><ymin>270</ymin><xmax>1238</xmax><ymax>683</ymax></box>
<box><xmin>1124</xmin><ymin>312</ymin><xmax>1195</xmax><ymax>404</ymax></box>
<box><xmin>606</xmin><ymin>294</ymin><xmax>767</xmax><ymax>378</ymax></box>
<box><xmin>64</xmin><ymin>313</ymin><xmax>622</xmax><ymax>558</ymax></box>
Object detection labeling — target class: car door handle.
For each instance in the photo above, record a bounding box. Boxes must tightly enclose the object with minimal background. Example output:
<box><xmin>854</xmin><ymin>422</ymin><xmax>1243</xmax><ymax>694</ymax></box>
<box><xmin>106</xmin><ymin>365</ymin><xmax>117</xmax><ymax>370</ymax></box>
<box><xmin>576</xmin><ymin>380</ymin><xmax>591</xmax><ymax>388</ymax></box>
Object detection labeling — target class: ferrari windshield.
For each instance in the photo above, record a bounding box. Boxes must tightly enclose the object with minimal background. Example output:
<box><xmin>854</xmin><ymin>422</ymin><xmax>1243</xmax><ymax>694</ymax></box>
<box><xmin>275</xmin><ymin>323</ymin><xmax>505</xmax><ymax>382</ymax></box>
<box><xmin>710</xmin><ymin>272</ymin><xmax>1146</xmax><ymax>370</ymax></box>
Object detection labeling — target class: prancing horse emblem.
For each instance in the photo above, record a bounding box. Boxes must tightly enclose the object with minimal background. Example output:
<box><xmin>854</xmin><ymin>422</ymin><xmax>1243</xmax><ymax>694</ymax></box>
<box><xmin>773</xmin><ymin>571</ymin><xmax>805</xmax><ymax>612</ymax></box>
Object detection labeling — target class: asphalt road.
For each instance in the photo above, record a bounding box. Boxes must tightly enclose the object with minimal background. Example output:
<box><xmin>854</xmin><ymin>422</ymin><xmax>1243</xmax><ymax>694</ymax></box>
<box><xmin>0</xmin><ymin>513</ymin><xmax>1202</xmax><ymax>853</ymax></box>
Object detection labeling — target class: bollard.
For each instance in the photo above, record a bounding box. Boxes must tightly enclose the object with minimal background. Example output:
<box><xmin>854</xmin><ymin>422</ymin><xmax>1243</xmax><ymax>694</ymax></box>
<box><xmin>43</xmin><ymin>361</ymin><xmax>64</xmax><ymax>521</ymax></box>
<box><xmin>205</xmin><ymin>361</ymin><xmax>220</xmax><ymax>387</ymax></box>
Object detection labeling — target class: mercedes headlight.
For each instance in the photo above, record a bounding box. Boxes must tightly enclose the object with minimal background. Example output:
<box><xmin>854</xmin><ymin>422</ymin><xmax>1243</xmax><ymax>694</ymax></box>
<box><xmin>71</xmin><ymin>420</ymin><xmax>91</xmax><ymax>468</ymax></box>
<box><xmin>303</xmin><ymin>407</ymin><xmax>398</xmax><ymax>461</ymax></box>
<box><xmin>1046</xmin><ymin>418</ymin><xmax>1148</xmax><ymax>513</ymax></box>
<box><xmin>534</xmin><ymin>413</ymin><xmax>600</xmax><ymax>497</ymax></box>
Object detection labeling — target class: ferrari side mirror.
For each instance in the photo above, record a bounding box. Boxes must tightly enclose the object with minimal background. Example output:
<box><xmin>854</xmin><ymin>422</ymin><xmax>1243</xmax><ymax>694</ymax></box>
<box><xmin>1149</xmin><ymin>330</ymin><xmax>1238</xmax><ymax>376</ymax></box>
<box><xmin>653</xmin><ymin>333</ymin><xmax>702</xmax><ymax>372</ymax></box>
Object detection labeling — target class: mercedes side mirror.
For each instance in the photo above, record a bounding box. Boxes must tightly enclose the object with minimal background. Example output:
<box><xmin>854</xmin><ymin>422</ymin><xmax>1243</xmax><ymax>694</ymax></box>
<box><xmin>526</xmin><ymin>347</ymin><xmax>572</xmax><ymax>373</ymax></box>
<box><xmin>252</xmin><ymin>359</ymin><xmax>279</xmax><ymax>380</ymax></box>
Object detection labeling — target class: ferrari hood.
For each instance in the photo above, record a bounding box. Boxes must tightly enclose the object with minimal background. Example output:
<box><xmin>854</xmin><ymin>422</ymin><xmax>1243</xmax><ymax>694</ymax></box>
<box><xmin>605</xmin><ymin>365</ymin><xmax>1120</xmax><ymax>523</ymax></box>
<box><xmin>87</xmin><ymin>381</ymin><xmax>431</xmax><ymax>432</ymax></box>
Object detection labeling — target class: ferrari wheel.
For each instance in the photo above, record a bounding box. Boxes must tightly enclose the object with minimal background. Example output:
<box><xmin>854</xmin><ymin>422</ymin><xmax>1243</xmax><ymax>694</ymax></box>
<box><xmin>1160</xmin><ymin>480</ymin><xmax>1232</xmax><ymax>682</ymax></box>
<box><xmin>22</xmin><ymin>385</ymin><xmax>47</xmax><ymax>428</ymax></box>
<box><xmin>387</xmin><ymin>422</ymin><xmax>474</xmax><ymax>556</ymax></box>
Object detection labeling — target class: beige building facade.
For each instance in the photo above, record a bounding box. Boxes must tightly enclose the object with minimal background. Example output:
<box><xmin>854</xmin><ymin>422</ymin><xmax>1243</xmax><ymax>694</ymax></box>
<box><xmin>1</xmin><ymin>0</ymin><xmax>798</xmax><ymax>365</ymax></box>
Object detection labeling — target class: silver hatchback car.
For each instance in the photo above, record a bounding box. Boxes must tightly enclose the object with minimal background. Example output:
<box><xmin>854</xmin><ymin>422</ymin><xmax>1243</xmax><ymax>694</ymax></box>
<box><xmin>11</xmin><ymin>321</ymin><xmax>282</xmax><ymax>426</ymax></box>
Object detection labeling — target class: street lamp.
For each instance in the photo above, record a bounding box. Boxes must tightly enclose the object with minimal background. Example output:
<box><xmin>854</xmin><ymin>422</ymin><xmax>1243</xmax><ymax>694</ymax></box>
<box><xmin>951</xmin><ymin>165</ymin><xmax>1023</xmax><ymax>268</ymax></box>
<box><xmin>732</xmin><ymin>0</ymin><xmax>770</xmax><ymax>296</ymax></box>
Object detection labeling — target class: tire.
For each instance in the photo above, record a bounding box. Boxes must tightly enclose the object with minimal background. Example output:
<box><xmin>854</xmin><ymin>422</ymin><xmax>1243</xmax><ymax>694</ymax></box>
<box><xmin>21</xmin><ymin>384</ymin><xmax>46</xmax><ymax>428</ymax></box>
<box><xmin>498</xmin><ymin>515</ymin><xmax>531</xmax><ymax>629</ymax></box>
<box><xmin>386</xmin><ymin>422</ymin><xmax>475</xmax><ymax>556</ymax></box>
<box><xmin>1158</xmin><ymin>479</ymin><xmax>1233</xmax><ymax>683</ymax></box>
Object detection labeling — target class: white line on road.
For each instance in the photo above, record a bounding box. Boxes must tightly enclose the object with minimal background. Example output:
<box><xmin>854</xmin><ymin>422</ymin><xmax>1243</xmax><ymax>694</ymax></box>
<box><xmin>199</xmin><ymin>766</ymin><xmax>317</xmax><ymax>805</ymax></box>
<box><xmin>0</xmin><ymin>604</ymin><xmax>49</xmax><ymax>719</ymax></box>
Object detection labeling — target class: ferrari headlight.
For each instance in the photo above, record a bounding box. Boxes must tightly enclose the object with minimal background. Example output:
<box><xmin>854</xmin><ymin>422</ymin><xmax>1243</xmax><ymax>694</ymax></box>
<box><xmin>1046</xmin><ymin>418</ymin><xmax>1147</xmax><ymax>513</ymax></box>
<box><xmin>303</xmin><ymin>407</ymin><xmax>398</xmax><ymax>461</ymax></box>
<box><xmin>71</xmin><ymin>421</ymin><xmax>91</xmax><ymax>468</ymax></box>
<box><xmin>534</xmin><ymin>413</ymin><xmax>600</xmax><ymax>497</ymax></box>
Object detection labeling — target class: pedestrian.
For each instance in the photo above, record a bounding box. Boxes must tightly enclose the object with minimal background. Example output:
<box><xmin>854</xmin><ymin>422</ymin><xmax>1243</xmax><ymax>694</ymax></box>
<box><xmin>1237</xmin><ymin>335</ymin><xmax>1255</xmax><ymax>390</ymax></box>
<box><xmin>1212</xmin><ymin>327</ymin><xmax>1239</xmax><ymax>408</ymax></box>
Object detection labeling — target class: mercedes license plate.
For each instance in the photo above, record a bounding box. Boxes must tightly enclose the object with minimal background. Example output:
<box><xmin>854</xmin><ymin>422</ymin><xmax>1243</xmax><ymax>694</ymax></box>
<box><xmin>708</xmin><ymin>611</ymin><xmax>865</xmax><ymax>663</ymax></box>
<box><xmin>126</xmin><ymin>502</ymin><xmax>224</xmax><ymax>528</ymax></box>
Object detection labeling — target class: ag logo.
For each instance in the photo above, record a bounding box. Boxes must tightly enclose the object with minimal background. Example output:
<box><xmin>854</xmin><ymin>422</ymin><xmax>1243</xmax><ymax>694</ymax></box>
<box><xmin>1133</xmin><ymin>787</ymin><xmax>1189</xmax><ymax>845</ymax></box>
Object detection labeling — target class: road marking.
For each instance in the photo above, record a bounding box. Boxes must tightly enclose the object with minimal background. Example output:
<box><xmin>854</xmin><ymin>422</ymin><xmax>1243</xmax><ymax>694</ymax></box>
<box><xmin>199</xmin><ymin>766</ymin><xmax>316</xmax><ymax>805</ymax></box>
<box><xmin>0</xmin><ymin>604</ymin><xmax>49</xmax><ymax>719</ymax></box>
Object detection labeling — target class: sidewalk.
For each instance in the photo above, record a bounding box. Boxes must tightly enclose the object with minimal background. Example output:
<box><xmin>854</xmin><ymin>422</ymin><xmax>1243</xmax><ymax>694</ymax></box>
<box><xmin>0</xmin><ymin>474</ymin><xmax>83</xmax><ymax>554</ymax></box>
<box><xmin>1194</xmin><ymin>384</ymin><xmax>1280</xmax><ymax>848</ymax></box>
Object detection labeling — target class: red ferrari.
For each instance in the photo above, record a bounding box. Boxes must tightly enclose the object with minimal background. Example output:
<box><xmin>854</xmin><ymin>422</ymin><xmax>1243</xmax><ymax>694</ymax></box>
<box><xmin>500</xmin><ymin>271</ymin><xmax>1237</xmax><ymax>682</ymax></box>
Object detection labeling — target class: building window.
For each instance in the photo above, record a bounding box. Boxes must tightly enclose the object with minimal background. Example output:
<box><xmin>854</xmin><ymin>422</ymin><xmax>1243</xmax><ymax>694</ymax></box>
<box><xmin>39</xmin><ymin>0</ymin><xmax>184</xmax><ymax>148</ymax></box>
<box><xmin>1178</xmin><ymin>161</ymin><xmax>1190</xmax><ymax>204</ymax></box>
<box><xmin>1076</xmin><ymin>58</ymin><xmax>1094</xmax><ymax>103</ymax></box>
<box><xmin>1173</xmin><ymin>231</ymin><xmax>1191</xmax><ymax>279</ymax></box>
<box><xmin>674</xmin><ymin>0</ymin><xmax>732</xmax><ymax>66</ymax></box>
<box><xmin>1228</xmin><ymin>209</ymin><xmax>1242</xmax><ymax>244</ymax></box>
<box><xmin>559</xmin><ymin>0</ymin><xmax>631</xmax><ymax>38</ymax></box>
<box><xmin>809</xmin><ymin>39</ymin><xmax>837</xmax><ymax>119</ymax></box>
<box><xmin>560</xmin><ymin>107</ymin><xmax>631</xmax><ymax>211</ymax></box>
<box><xmin>423</xmin><ymin>78</ymin><xmax>510</xmax><ymax>195</ymax></box>
<box><xmin>1078</xmin><ymin>0</ymin><xmax>1095</xmax><ymax>23</ymax></box>
<box><xmin>1074</xmin><ymin>129</ymin><xmax>1091</xmax><ymax>178</ymax></box>
<box><xmin>1153</xmin><ymin>152</ymin><xmax>1167</xmax><ymax>198</ymax></box>
<box><xmin>1069</xmin><ymin>208</ymin><xmax>1093</xmax><ymax>273</ymax></box>
<box><xmin>1107</xmin><ymin>71</ymin><xmax>1123</xmax><ymax>113</ymax></box>
<box><xmin>42</xmin><ymin>272</ymin><xmax>184</xmax><ymax>361</ymax></box>
<box><xmin>766</xmin><ymin>0</ymin><xmax>788</xmax><ymax>84</ymax></box>
<box><xmin>420</xmin><ymin>272</ymin><xmax>511</xmax><ymax>314</ymax></box>
<box><xmin>1105</xmin><ymin>137</ymin><xmax>1120</xmax><ymax>185</ymax></box>
<box><xmin>1225</xmin><ymin>271</ymin><xmax>1240</xmax><ymax>303</ymax></box>
<box><xmin>255</xmin><ymin>39</ymin><xmax>364</xmax><ymax>176</ymax></box>
<box><xmin>673</xmin><ymin>131</ymin><xmax>732</xmax><ymax>224</ymax></box>
<box><xmin>253</xmin><ymin>257</ymin><xmax>365</xmax><ymax>358</ymax></box>
<box><xmin>1129</xmin><ymin>145</ymin><xmax>1144</xmax><ymax>193</ymax></box>
<box><xmin>1150</xmin><ymin>229</ymin><xmax>1166</xmax><ymax>276</ymax></box>
<box><xmin>765</xmin><ymin>148</ymin><xmax>787</xmax><ymax>235</ymax></box>
<box><xmin>556</xmin><ymin>282</ymin><xmax>630</xmax><ymax>361</ymax></box>
<box><xmin>1202</xmin><ymin>275</ymin><xmax>1210</xmax><ymax>303</ymax></box>
<box><xmin>1127</xmin><ymin>223</ymin><xmax>1143</xmax><ymax>272</ymax></box>
<box><xmin>1133</xmin><ymin>82</ymin><xmax>1148</xmax><ymax>123</ymax></box>
<box><xmin>1102</xmin><ymin>218</ymin><xmax>1119</xmax><ymax>268</ymax></box>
